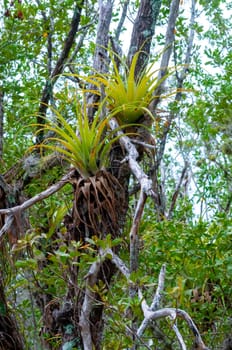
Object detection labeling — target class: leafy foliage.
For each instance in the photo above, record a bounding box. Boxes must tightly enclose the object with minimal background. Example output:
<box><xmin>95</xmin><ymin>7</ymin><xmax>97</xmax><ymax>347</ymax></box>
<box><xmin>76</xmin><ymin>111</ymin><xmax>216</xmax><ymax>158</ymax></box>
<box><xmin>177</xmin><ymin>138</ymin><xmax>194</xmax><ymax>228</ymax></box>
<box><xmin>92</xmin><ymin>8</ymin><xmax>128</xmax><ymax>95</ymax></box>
<box><xmin>31</xmin><ymin>94</ymin><xmax>121</xmax><ymax>178</ymax></box>
<box><xmin>1</xmin><ymin>0</ymin><xmax>232</xmax><ymax>349</ymax></box>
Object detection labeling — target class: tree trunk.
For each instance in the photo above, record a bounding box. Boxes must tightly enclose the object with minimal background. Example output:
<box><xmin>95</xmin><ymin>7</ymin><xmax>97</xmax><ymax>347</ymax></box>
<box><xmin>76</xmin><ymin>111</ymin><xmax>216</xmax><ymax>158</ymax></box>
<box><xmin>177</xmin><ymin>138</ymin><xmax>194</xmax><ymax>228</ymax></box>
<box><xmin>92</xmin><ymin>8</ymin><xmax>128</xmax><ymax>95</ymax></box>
<box><xmin>0</xmin><ymin>275</ymin><xmax>24</xmax><ymax>350</ymax></box>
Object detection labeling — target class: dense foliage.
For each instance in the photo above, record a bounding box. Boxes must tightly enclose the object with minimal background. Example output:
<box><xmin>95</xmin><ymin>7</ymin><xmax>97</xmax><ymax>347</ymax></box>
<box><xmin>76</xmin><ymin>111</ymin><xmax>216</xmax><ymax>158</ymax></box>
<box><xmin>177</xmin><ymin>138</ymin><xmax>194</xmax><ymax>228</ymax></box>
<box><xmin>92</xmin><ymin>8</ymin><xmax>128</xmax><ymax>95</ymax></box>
<box><xmin>0</xmin><ymin>0</ymin><xmax>232</xmax><ymax>349</ymax></box>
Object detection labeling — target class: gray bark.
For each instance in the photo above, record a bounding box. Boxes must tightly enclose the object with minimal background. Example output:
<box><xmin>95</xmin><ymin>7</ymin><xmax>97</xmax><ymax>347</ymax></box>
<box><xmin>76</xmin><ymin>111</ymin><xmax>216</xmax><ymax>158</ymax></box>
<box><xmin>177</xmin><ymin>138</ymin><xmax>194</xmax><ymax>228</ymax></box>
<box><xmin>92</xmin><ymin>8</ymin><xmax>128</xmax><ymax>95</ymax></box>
<box><xmin>127</xmin><ymin>0</ymin><xmax>162</xmax><ymax>78</ymax></box>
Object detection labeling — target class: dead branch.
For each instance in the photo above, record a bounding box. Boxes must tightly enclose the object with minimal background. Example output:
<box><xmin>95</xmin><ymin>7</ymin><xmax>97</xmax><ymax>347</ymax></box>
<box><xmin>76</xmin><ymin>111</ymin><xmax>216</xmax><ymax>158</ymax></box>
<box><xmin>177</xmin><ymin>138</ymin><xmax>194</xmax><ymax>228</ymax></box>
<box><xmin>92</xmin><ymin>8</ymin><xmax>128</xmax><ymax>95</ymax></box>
<box><xmin>0</xmin><ymin>170</ymin><xmax>74</xmax><ymax>238</ymax></box>
<box><xmin>172</xmin><ymin>323</ymin><xmax>187</xmax><ymax>350</ymax></box>
<box><xmin>137</xmin><ymin>264</ymin><xmax>166</xmax><ymax>337</ymax></box>
<box><xmin>139</xmin><ymin>306</ymin><xmax>209</xmax><ymax>349</ymax></box>
<box><xmin>109</xmin><ymin>118</ymin><xmax>155</xmax><ymax>198</ymax></box>
<box><xmin>130</xmin><ymin>189</ymin><xmax>147</xmax><ymax>274</ymax></box>
<box><xmin>80</xmin><ymin>249</ymin><xmax>111</xmax><ymax>350</ymax></box>
<box><xmin>105</xmin><ymin>252</ymin><xmax>209</xmax><ymax>349</ymax></box>
<box><xmin>153</xmin><ymin>0</ymin><xmax>196</xmax><ymax>171</ymax></box>
<box><xmin>175</xmin><ymin>0</ymin><xmax>196</xmax><ymax>88</ymax></box>
<box><xmin>104</xmin><ymin>248</ymin><xmax>130</xmax><ymax>279</ymax></box>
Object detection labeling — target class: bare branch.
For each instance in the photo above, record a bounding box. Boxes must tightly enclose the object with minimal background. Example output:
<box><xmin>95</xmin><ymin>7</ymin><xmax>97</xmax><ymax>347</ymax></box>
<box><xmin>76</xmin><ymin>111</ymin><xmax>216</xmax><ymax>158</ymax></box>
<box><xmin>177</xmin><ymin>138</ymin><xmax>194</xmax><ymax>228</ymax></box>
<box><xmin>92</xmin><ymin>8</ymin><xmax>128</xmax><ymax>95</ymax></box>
<box><xmin>131</xmin><ymin>139</ymin><xmax>157</xmax><ymax>150</ymax></box>
<box><xmin>93</xmin><ymin>0</ymin><xmax>114</xmax><ymax>72</ymax></box>
<box><xmin>168</xmin><ymin>162</ymin><xmax>189</xmax><ymax>219</ymax></box>
<box><xmin>138</xmin><ymin>306</ymin><xmax>209</xmax><ymax>349</ymax></box>
<box><xmin>151</xmin><ymin>0</ymin><xmax>180</xmax><ymax>112</ymax></box>
<box><xmin>105</xmin><ymin>251</ymin><xmax>209</xmax><ymax>349</ymax></box>
<box><xmin>173</xmin><ymin>323</ymin><xmax>187</xmax><ymax>350</ymax></box>
<box><xmin>68</xmin><ymin>25</ymin><xmax>92</xmax><ymax>64</ymax></box>
<box><xmin>114</xmin><ymin>0</ymin><xmax>129</xmax><ymax>41</ymax></box>
<box><xmin>175</xmin><ymin>0</ymin><xmax>196</xmax><ymax>88</ymax></box>
<box><xmin>137</xmin><ymin>264</ymin><xmax>166</xmax><ymax>337</ymax></box>
<box><xmin>51</xmin><ymin>3</ymin><xmax>84</xmax><ymax>79</ymax></box>
<box><xmin>109</xmin><ymin>118</ymin><xmax>155</xmax><ymax>198</ymax></box>
<box><xmin>0</xmin><ymin>170</ymin><xmax>74</xmax><ymax>218</ymax></box>
<box><xmin>109</xmin><ymin>252</ymin><xmax>209</xmax><ymax>348</ymax></box>
<box><xmin>80</xmin><ymin>249</ymin><xmax>111</xmax><ymax>350</ymax></box>
<box><xmin>151</xmin><ymin>0</ymin><xmax>197</xmax><ymax>207</ymax></box>
<box><xmin>0</xmin><ymin>215</ymin><xmax>14</xmax><ymax>240</ymax></box>
<box><xmin>150</xmin><ymin>264</ymin><xmax>166</xmax><ymax>310</ymax></box>
<box><xmin>105</xmin><ymin>248</ymin><xmax>130</xmax><ymax>279</ymax></box>
<box><xmin>130</xmin><ymin>189</ymin><xmax>147</xmax><ymax>274</ymax></box>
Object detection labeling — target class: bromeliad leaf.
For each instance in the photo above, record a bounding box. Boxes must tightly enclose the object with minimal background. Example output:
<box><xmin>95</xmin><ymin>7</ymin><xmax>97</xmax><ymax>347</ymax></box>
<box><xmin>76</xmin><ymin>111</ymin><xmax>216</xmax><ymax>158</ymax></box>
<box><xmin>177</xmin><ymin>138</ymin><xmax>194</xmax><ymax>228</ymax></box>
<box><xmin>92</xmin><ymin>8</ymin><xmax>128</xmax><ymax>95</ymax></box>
<box><xmin>29</xmin><ymin>95</ymin><xmax>124</xmax><ymax>178</ymax></box>
<box><xmin>63</xmin><ymin>49</ymin><xmax>177</xmax><ymax>125</ymax></box>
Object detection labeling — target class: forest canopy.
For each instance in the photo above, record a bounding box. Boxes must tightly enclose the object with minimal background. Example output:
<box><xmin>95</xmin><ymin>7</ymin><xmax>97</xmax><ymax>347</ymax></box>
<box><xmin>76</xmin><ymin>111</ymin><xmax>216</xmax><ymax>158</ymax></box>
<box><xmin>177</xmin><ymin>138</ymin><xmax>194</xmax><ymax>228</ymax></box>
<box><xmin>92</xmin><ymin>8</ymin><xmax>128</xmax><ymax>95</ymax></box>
<box><xmin>0</xmin><ymin>0</ymin><xmax>232</xmax><ymax>349</ymax></box>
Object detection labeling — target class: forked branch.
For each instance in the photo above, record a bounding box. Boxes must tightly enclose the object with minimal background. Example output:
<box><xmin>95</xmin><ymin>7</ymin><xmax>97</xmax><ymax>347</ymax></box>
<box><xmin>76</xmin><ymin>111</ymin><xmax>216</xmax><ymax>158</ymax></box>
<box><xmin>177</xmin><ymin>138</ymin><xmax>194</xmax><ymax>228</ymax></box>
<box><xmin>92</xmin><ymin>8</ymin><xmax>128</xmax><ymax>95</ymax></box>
<box><xmin>105</xmin><ymin>249</ymin><xmax>210</xmax><ymax>349</ymax></box>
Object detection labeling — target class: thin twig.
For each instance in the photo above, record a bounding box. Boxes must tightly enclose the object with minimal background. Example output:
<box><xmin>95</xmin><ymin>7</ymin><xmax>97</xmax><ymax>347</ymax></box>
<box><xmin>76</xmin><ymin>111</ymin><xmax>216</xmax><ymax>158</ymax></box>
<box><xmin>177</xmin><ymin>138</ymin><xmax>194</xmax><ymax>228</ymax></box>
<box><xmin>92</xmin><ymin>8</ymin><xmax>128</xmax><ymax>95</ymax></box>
<box><xmin>167</xmin><ymin>162</ymin><xmax>189</xmax><ymax>219</ymax></box>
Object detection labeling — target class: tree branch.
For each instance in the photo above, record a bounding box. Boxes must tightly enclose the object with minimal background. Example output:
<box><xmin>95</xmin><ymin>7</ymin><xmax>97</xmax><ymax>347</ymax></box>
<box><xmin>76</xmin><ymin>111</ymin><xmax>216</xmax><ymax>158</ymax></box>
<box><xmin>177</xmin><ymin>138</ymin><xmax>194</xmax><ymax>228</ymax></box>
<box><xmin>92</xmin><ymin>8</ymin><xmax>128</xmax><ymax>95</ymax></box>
<box><xmin>151</xmin><ymin>0</ymin><xmax>197</xmax><ymax>217</ymax></box>
<box><xmin>87</xmin><ymin>0</ymin><xmax>113</xmax><ymax>120</ymax></box>
<box><xmin>167</xmin><ymin>162</ymin><xmax>189</xmax><ymax>219</ymax></box>
<box><xmin>36</xmin><ymin>1</ymin><xmax>84</xmax><ymax>143</ymax></box>
<box><xmin>137</xmin><ymin>264</ymin><xmax>166</xmax><ymax>337</ymax></box>
<box><xmin>109</xmin><ymin>118</ymin><xmax>155</xmax><ymax>198</ymax></box>
<box><xmin>114</xmin><ymin>0</ymin><xmax>129</xmax><ymax>41</ymax></box>
<box><xmin>173</xmin><ymin>323</ymin><xmax>187</xmax><ymax>350</ymax></box>
<box><xmin>80</xmin><ymin>249</ymin><xmax>113</xmax><ymax>350</ymax></box>
<box><xmin>107</xmin><ymin>252</ymin><xmax>209</xmax><ymax>349</ymax></box>
<box><xmin>139</xmin><ymin>306</ymin><xmax>209</xmax><ymax>349</ymax></box>
<box><xmin>130</xmin><ymin>189</ymin><xmax>147</xmax><ymax>274</ymax></box>
<box><xmin>105</xmin><ymin>248</ymin><xmax>130</xmax><ymax>279</ymax></box>
<box><xmin>0</xmin><ymin>170</ymin><xmax>74</xmax><ymax>238</ymax></box>
<box><xmin>151</xmin><ymin>0</ymin><xmax>180</xmax><ymax>112</ymax></box>
<box><xmin>175</xmin><ymin>0</ymin><xmax>196</xmax><ymax>88</ymax></box>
